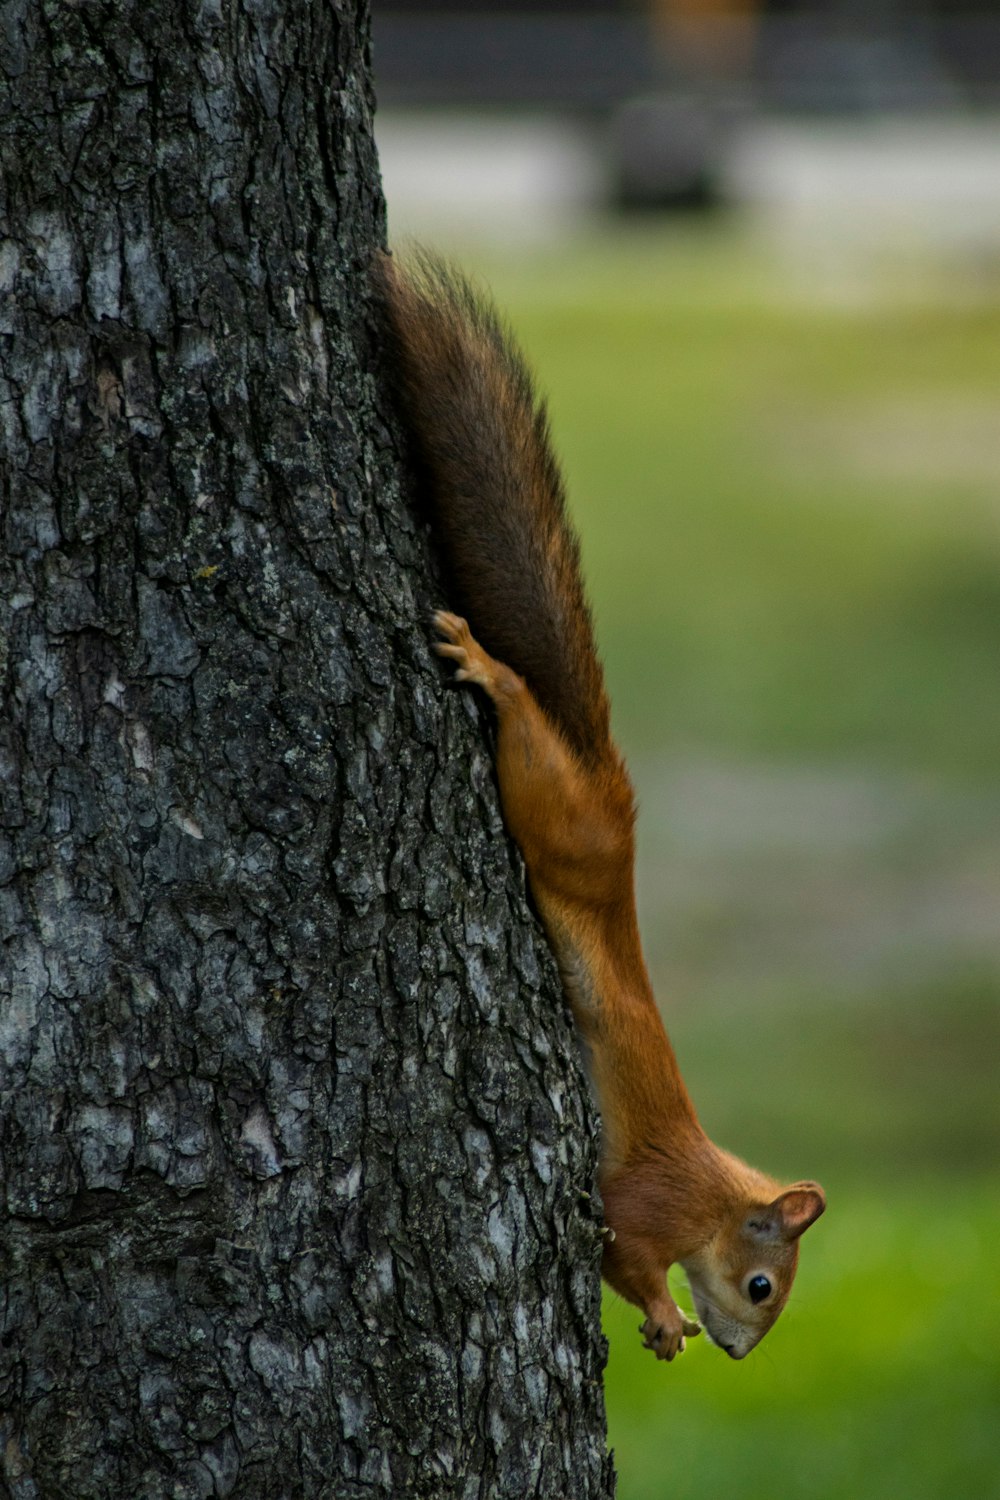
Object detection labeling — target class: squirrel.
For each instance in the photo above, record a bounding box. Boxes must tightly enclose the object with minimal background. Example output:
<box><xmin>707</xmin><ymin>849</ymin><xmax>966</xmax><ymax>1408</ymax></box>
<box><xmin>374</xmin><ymin>249</ymin><xmax>825</xmax><ymax>1363</ymax></box>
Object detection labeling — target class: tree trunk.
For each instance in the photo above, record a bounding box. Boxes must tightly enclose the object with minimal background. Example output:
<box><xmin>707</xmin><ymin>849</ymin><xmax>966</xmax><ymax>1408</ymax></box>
<box><xmin>0</xmin><ymin>3</ymin><xmax>614</xmax><ymax>1496</ymax></box>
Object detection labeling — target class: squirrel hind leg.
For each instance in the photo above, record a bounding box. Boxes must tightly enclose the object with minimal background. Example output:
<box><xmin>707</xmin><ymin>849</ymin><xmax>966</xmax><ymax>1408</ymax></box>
<box><xmin>433</xmin><ymin>610</ymin><xmax>522</xmax><ymax>703</ymax></box>
<box><xmin>432</xmin><ymin>611</ymin><xmax>618</xmax><ymax>906</ymax></box>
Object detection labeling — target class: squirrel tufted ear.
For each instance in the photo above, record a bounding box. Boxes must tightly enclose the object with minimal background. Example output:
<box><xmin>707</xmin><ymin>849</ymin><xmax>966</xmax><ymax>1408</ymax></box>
<box><xmin>745</xmin><ymin>1183</ymin><xmax>826</xmax><ymax>1243</ymax></box>
<box><xmin>773</xmin><ymin>1183</ymin><xmax>826</xmax><ymax>1241</ymax></box>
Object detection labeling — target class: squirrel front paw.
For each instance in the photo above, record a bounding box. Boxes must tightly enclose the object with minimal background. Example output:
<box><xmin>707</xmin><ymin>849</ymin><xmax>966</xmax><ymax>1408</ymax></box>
<box><xmin>640</xmin><ymin>1299</ymin><xmax>702</xmax><ymax>1362</ymax></box>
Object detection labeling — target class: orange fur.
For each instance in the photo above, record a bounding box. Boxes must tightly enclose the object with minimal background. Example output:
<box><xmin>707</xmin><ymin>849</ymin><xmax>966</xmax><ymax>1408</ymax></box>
<box><xmin>377</xmin><ymin>252</ymin><xmax>826</xmax><ymax>1363</ymax></box>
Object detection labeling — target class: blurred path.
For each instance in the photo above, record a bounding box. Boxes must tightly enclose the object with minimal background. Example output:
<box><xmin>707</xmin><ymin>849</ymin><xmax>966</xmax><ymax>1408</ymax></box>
<box><xmin>377</xmin><ymin>109</ymin><xmax>1000</xmax><ymax>260</ymax></box>
<box><xmin>377</xmin><ymin>111</ymin><xmax>603</xmax><ymax>242</ymax></box>
<box><xmin>634</xmin><ymin>757</ymin><xmax>1000</xmax><ymax>1003</ymax></box>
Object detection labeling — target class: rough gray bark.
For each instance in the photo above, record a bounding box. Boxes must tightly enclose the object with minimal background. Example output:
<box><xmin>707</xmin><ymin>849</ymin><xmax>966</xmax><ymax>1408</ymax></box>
<box><xmin>0</xmin><ymin>3</ymin><xmax>614</xmax><ymax>1497</ymax></box>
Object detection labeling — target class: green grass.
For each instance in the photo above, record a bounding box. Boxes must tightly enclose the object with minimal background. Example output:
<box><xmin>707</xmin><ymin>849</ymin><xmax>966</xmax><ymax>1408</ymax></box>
<box><xmin>468</xmin><ymin>226</ymin><xmax>1000</xmax><ymax>776</ymax></box>
<box><xmin>603</xmin><ymin>1176</ymin><xmax>1000</xmax><ymax>1500</ymax></box>
<box><xmin>436</xmin><ymin>224</ymin><xmax>1000</xmax><ymax>1497</ymax></box>
<box><xmin>597</xmin><ymin>973</ymin><xmax>1000</xmax><ymax>1500</ymax></box>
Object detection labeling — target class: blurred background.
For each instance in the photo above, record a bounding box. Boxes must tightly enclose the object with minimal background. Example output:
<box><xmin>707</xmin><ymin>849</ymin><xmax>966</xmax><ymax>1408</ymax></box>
<box><xmin>373</xmin><ymin>3</ymin><xmax>1000</xmax><ymax>1497</ymax></box>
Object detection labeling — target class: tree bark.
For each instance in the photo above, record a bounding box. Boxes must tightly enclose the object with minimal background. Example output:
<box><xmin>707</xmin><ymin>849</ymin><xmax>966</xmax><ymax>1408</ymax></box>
<box><xmin>0</xmin><ymin>3</ymin><xmax>614</xmax><ymax>1496</ymax></box>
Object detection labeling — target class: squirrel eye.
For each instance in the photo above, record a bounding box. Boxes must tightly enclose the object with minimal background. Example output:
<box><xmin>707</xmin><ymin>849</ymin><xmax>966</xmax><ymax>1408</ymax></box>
<box><xmin>748</xmin><ymin>1274</ymin><xmax>772</xmax><ymax>1304</ymax></box>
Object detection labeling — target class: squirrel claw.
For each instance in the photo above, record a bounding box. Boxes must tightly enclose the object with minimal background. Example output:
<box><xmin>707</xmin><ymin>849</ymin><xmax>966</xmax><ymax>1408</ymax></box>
<box><xmin>432</xmin><ymin>608</ymin><xmax>467</xmax><ymax>639</ymax></box>
<box><xmin>432</xmin><ymin>610</ymin><xmax>470</xmax><ymax>666</ymax></box>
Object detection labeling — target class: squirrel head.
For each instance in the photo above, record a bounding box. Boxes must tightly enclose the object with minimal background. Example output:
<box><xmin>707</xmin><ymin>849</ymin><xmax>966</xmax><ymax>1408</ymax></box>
<box><xmin>681</xmin><ymin>1181</ymin><xmax>826</xmax><ymax>1359</ymax></box>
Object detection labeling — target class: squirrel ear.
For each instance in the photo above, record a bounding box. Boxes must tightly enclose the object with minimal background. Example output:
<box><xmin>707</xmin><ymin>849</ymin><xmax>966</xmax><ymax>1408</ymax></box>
<box><xmin>745</xmin><ymin>1183</ymin><xmax>826</xmax><ymax>1243</ymax></box>
<box><xmin>773</xmin><ymin>1183</ymin><xmax>826</xmax><ymax>1241</ymax></box>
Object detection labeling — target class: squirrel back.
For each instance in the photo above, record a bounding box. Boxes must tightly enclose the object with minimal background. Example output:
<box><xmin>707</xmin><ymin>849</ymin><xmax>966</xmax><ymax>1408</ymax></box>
<box><xmin>374</xmin><ymin>250</ymin><xmax>612</xmax><ymax>767</ymax></box>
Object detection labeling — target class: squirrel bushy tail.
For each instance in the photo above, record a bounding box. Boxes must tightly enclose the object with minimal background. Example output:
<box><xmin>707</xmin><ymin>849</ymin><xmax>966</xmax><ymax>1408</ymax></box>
<box><xmin>374</xmin><ymin>250</ymin><xmax>612</xmax><ymax>766</ymax></box>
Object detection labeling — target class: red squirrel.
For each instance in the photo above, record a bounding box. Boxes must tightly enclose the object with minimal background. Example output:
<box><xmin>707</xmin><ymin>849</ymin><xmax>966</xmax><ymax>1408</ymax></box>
<box><xmin>376</xmin><ymin>250</ymin><xmax>825</xmax><ymax>1363</ymax></box>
